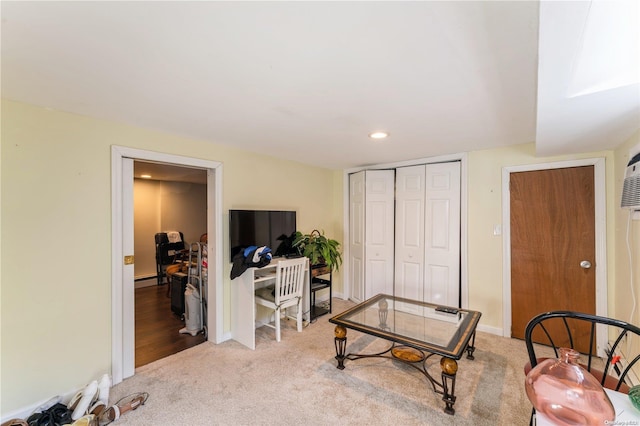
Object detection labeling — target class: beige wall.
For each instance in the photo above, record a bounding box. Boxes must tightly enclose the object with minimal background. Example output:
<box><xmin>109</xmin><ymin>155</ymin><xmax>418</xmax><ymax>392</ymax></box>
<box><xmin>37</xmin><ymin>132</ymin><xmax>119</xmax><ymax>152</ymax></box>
<box><xmin>133</xmin><ymin>179</ymin><xmax>207</xmax><ymax>279</ymax></box>
<box><xmin>0</xmin><ymin>100</ymin><xmax>342</xmax><ymax>415</ymax></box>
<box><xmin>159</xmin><ymin>181</ymin><xmax>207</xmax><ymax>247</ymax></box>
<box><xmin>612</xmin><ymin>130</ymin><xmax>640</xmax><ymax>376</ymax></box>
<box><xmin>613</xmin><ymin>130</ymin><xmax>640</xmax><ymax>324</ymax></box>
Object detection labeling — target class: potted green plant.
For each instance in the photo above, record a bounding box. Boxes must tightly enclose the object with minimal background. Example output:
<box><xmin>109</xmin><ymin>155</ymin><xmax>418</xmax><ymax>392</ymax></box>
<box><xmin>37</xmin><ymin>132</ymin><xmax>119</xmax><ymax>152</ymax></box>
<box><xmin>292</xmin><ymin>229</ymin><xmax>343</xmax><ymax>271</ymax></box>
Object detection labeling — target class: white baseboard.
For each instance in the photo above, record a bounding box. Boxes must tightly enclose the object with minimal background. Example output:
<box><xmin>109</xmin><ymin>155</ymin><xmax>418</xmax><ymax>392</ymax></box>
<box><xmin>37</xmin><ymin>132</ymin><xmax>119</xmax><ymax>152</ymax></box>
<box><xmin>1</xmin><ymin>387</ymin><xmax>78</xmax><ymax>424</ymax></box>
<box><xmin>134</xmin><ymin>276</ymin><xmax>159</xmax><ymax>289</ymax></box>
<box><xmin>219</xmin><ymin>331</ymin><xmax>233</xmax><ymax>342</ymax></box>
<box><xmin>607</xmin><ymin>342</ymin><xmax>640</xmax><ymax>387</ymax></box>
<box><xmin>476</xmin><ymin>323</ymin><xmax>503</xmax><ymax>336</ymax></box>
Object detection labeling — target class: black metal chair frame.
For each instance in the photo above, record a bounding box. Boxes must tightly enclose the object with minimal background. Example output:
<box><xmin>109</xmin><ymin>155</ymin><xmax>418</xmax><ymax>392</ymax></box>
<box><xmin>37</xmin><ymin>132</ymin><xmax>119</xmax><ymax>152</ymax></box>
<box><xmin>524</xmin><ymin>310</ymin><xmax>640</xmax><ymax>423</ymax></box>
<box><xmin>154</xmin><ymin>232</ymin><xmax>186</xmax><ymax>286</ymax></box>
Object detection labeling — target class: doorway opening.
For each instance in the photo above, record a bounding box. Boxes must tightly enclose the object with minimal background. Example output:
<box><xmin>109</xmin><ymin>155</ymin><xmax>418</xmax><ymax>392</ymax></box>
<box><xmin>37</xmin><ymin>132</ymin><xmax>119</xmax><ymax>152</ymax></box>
<box><xmin>111</xmin><ymin>146</ymin><xmax>223</xmax><ymax>385</ymax></box>
<box><xmin>133</xmin><ymin>161</ymin><xmax>208</xmax><ymax>367</ymax></box>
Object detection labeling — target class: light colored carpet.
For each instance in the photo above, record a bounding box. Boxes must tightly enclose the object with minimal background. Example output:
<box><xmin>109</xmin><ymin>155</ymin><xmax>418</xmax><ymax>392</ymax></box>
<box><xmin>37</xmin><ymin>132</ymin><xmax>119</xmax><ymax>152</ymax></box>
<box><xmin>109</xmin><ymin>298</ymin><xmax>531</xmax><ymax>425</ymax></box>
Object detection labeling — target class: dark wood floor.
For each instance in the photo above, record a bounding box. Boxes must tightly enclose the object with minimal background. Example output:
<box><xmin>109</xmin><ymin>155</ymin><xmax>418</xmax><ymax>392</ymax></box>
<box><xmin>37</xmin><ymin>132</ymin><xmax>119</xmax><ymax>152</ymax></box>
<box><xmin>135</xmin><ymin>284</ymin><xmax>206</xmax><ymax>368</ymax></box>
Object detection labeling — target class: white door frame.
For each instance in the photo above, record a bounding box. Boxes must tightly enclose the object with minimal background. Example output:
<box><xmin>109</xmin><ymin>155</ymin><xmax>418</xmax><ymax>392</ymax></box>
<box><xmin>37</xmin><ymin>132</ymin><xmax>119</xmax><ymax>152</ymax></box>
<box><xmin>111</xmin><ymin>146</ymin><xmax>224</xmax><ymax>385</ymax></box>
<box><xmin>501</xmin><ymin>158</ymin><xmax>607</xmax><ymax>348</ymax></box>
<box><xmin>342</xmin><ymin>152</ymin><xmax>468</xmax><ymax>308</ymax></box>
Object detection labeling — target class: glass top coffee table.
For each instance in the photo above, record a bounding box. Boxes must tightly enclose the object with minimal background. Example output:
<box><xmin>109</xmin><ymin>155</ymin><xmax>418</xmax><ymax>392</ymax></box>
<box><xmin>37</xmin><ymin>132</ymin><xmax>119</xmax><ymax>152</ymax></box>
<box><xmin>329</xmin><ymin>294</ymin><xmax>482</xmax><ymax>415</ymax></box>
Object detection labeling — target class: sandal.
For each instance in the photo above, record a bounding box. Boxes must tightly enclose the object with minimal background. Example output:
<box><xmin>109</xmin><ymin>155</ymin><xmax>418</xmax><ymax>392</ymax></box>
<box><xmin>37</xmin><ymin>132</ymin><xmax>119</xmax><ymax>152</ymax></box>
<box><xmin>97</xmin><ymin>374</ymin><xmax>111</xmax><ymax>406</ymax></box>
<box><xmin>71</xmin><ymin>381</ymin><xmax>98</xmax><ymax>421</ymax></box>
<box><xmin>26</xmin><ymin>412</ymin><xmax>53</xmax><ymax>426</ymax></box>
<box><xmin>26</xmin><ymin>402</ymin><xmax>72</xmax><ymax>426</ymax></box>
<box><xmin>66</xmin><ymin>392</ymin><xmax>82</xmax><ymax>413</ymax></box>
<box><xmin>49</xmin><ymin>403</ymin><xmax>73</xmax><ymax>425</ymax></box>
<box><xmin>88</xmin><ymin>401</ymin><xmax>106</xmax><ymax>417</ymax></box>
<box><xmin>1</xmin><ymin>420</ymin><xmax>29</xmax><ymax>426</ymax></box>
<box><xmin>67</xmin><ymin>388</ymin><xmax>97</xmax><ymax>413</ymax></box>
<box><xmin>97</xmin><ymin>392</ymin><xmax>148</xmax><ymax>426</ymax></box>
<box><xmin>61</xmin><ymin>415</ymin><xmax>96</xmax><ymax>426</ymax></box>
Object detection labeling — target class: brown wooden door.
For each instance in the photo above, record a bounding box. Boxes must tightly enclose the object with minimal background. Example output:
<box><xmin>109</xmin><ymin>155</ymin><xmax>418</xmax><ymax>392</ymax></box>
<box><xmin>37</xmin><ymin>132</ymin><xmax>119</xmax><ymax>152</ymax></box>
<box><xmin>510</xmin><ymin>166</ymin><xmax>596</xmax><ymax>353</ymax></box>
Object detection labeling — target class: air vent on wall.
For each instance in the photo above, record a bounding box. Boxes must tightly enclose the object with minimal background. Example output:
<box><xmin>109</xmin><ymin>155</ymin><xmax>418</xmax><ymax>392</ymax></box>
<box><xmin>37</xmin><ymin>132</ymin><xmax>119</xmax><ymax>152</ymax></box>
<box><xmin>621</xmin><ymin>151</ymin><xmax>640</xmax><ymax>210</ymax></box>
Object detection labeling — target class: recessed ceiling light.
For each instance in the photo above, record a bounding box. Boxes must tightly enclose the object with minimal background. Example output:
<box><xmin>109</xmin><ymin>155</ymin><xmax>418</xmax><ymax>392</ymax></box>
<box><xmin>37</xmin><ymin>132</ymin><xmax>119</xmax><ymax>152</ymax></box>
<box><xmin>369</xmin><ymin>131</ymin><xmax>389</xmax><ymax>139</ymax></box>
<box><xmin>140</xmin><ymin>174</ymin><xmax>152</xmax><ymax>179</ymax></box>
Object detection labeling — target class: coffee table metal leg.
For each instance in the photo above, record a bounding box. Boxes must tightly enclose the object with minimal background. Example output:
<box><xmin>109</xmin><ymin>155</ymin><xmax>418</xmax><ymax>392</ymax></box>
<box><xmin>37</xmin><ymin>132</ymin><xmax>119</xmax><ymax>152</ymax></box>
<box><xmin>334</xmin><ymin>325</ymin><xmax>347</xmax><ymax>370</ymax></box>
<box><xmin>466</xmin><ymin>331</ymin><xmax>477</xmax><ymax>360</ymax></box>
<box><xmin>440</xmin><ymin>357</ymin><xmax>458</xmax><ymax>415</ymax></box>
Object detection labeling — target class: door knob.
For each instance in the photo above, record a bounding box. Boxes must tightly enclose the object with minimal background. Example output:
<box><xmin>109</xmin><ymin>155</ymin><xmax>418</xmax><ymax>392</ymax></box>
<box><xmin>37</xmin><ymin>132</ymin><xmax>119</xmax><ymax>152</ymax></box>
<box><xmin>580</xmin><ymin>260</ymin><xmax>592</xmax><ymax>269</ymax></box>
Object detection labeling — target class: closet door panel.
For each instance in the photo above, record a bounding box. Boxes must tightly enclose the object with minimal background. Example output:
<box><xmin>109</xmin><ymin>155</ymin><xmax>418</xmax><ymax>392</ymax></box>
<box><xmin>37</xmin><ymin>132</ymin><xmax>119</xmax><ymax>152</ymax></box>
<box><xmin>395</xmin><ymin>165</ymin><xmax>425</xmax><ymax>313</ymax></box>
<box><xmin>349</xmin><ymin>171</ymin><xmax>365</xmax><ymax>302</ymax></box>
<box><xmin>364</xmin><ymin>170</ymin><xmax>395</xmax><ymax>299</ymax></box>
<box><xmin>351</xmin><ymin>257</ymin><xmax>364</xmax><ymax>302</ymax></box>
<box><xmin>350</xmin><ymin>162</ymin><xmax>460</xmax><ymax>306</ymax></box>
<box><xmin>424</xmin><ymin>162</ymin><xmax>461</xmax><ymax>307</ymax></box>
<box><xmin>429</xmin><ymin>199</ymin><xmax>451</xmax><ymax>249</ymax></box>
<box><xmin>400</xmin><ymin>262</ymin><xmax>422</xmax><ymax>289</ymax></box>
<box><xmin>368</xmin><ymin>259</ymin><xmax>392</xmax><ymax>297</ymax></box>
<box><xmin>425</xmin><ymin>265</ymin><xmax>449</xmax><ymax>305</ymax></box>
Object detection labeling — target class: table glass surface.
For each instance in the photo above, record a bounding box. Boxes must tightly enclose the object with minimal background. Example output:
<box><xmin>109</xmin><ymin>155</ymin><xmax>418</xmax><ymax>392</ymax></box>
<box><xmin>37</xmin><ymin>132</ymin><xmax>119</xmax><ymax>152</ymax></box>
<box><xmin>330</xmin><ymin>294</ymin><xmax>482</xmax><ymax>359</ymax></box>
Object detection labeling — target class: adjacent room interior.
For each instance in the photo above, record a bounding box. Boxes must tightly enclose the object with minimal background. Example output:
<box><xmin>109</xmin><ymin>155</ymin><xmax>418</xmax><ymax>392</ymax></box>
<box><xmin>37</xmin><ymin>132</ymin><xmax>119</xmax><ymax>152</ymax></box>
<box><xmin>132</xmin><ymin>161</ymin><xmax>209</xmax><ymax>367</ymax></box>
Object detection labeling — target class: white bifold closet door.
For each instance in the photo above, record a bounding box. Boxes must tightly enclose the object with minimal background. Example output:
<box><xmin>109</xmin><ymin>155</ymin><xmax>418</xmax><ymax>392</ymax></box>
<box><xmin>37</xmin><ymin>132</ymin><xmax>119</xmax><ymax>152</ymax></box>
<box><xmin>349</xmin><ymin>170</ymin><xmax>395</xmax><ymax>303</ymax></box>
<box><xmin>395</xmin><ymin>162</ymin><xmax>461</xmax><ymax>308</ymax></box>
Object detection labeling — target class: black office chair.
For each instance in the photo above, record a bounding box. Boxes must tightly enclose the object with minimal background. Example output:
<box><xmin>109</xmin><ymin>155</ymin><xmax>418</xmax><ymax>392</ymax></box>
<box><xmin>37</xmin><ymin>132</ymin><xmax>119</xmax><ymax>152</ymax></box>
<box><xmin>524</xmin><ymin>310</ymin><xmax>640</xmax><ymax>423</ymax></box>
<box><xmin>154</xmin><ymin>232</ymin><xmax>186</xmax><ymax>286</ymax></box>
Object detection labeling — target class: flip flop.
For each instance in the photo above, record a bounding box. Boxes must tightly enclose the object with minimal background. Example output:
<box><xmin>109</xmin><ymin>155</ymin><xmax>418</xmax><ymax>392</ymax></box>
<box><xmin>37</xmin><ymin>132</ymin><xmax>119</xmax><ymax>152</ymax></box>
<box><xmin>97</xmin><ymin>392</ymin><xmax>148</xmax><ymax>426</ymax></box>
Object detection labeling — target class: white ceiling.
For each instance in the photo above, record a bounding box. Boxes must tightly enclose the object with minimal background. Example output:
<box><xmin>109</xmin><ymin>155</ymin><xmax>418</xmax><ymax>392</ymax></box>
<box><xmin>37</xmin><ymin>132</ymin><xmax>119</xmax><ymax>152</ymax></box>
<box><xmin>536</xmin><ymin>0</ymin><xmax>640</xmax><ymax>157</ymax></box>
<box><xmin>1</xmin><ymin>1</ymin><xmax>638</xmax><ymax>170</ymax></box>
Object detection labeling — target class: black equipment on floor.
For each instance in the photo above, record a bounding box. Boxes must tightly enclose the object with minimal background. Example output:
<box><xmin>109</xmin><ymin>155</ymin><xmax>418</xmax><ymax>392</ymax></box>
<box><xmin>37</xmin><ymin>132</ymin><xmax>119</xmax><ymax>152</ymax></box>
<box><xmin>171</xmin><ymin>272</ymin><xmax>188</xmax><ymax>317</ymax></box>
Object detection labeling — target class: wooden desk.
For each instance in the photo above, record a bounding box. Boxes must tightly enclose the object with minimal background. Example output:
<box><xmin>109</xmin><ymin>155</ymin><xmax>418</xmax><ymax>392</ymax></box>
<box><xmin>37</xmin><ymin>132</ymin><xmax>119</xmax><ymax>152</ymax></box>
<box><xmin>536</xmin><ymin>388</ymin><xmax>640</xmax><ymax>425</ymax></box>
<box><xmin>230</xmin><ymin>257</ymin><xmax>309</xmax><ymax>349</ymax></box>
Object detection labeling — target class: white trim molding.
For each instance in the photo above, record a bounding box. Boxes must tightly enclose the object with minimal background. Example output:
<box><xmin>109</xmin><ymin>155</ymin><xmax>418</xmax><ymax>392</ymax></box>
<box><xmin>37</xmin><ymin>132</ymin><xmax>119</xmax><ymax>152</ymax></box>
<box><xmin>501</xmin><ymin>158</ymin><xmax>608</xmax><ymax>350</ymax></box>
<box><xmin>342</xmin><ymin>152</ymin><xmax>469</xmax><ymax>308</ymax></box>
<box><xmin>111</xmin><ymin>146</ymin><xmax>224</xmax><ymax>385</ymax></box>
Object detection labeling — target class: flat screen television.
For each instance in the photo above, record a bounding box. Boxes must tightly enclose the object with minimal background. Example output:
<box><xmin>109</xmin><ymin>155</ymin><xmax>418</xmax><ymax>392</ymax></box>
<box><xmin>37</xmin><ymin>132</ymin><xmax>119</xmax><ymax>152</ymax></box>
<box><xmin>229</xmin><ymin>209</ymin><xmax>297</xmax><ymax>261</ymax></box>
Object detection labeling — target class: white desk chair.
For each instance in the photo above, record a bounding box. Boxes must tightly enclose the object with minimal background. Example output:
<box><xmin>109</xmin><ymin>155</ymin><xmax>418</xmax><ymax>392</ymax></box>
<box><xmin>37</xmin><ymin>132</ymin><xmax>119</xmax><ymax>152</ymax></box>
<box><xmin>255</xmin><ymin>257</ymin><xmax>307</xmax><ymax>342</ymax></box>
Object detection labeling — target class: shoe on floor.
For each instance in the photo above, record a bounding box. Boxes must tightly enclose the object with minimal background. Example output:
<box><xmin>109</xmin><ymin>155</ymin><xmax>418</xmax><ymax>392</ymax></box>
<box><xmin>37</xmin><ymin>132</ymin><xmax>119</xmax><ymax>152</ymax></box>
<box><xmin>97</xmin><ymin>392</ymin><xmax>148</xmax><ymax>426</ymax></box>
<box><xmin>1</xmin><ymin>419</ymin><xmax>28</xmax><ymax>426</ymax></box>
<box><xmin>71</xmin><ymin>381</ymin><xmax>98</xmax><ymax>421</ymax></box>
<box><xmin>97</xmin><ymin>374</ymin><xmax>111</xmax><ymax>406</ymax></box>
<box><xmin>26</xmin><ymin>411</ymin><xmax>53</xmax><ymax>426</ymax></box>
<box><xmin>61</xmin><ymin>415</ymin><xmax>96</xmax><ymax>426</ymax></box>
